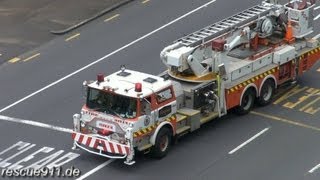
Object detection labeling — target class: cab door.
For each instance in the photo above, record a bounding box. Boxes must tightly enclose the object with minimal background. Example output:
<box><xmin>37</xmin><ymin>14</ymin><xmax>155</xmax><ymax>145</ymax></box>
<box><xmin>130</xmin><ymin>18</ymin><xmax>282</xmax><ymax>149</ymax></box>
<box><xmin>153</xmin><ymin>87</ymin><xmax>177</xmax><ymax>124</ymax></box>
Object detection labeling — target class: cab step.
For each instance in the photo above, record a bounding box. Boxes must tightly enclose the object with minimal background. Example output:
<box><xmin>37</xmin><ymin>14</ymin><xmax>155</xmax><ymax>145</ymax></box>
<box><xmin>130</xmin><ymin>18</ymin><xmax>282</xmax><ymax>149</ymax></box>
<box><xmin>176</xmin><ymin>114</ymin><xmax>187</xmax><ymax>123</ymax></box>
<box><xmin>176</xmin><ymin>126</ymin><xmax>191</xmax><ymax>136</ymax></box>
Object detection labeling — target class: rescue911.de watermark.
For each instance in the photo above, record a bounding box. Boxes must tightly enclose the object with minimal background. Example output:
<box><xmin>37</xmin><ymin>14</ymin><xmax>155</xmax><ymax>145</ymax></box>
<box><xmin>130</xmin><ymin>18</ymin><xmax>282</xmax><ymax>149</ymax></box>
<box><xmin>1</xmin><ymin>166</ymin><xmax>81</xmax><ymax>178</ymax></box>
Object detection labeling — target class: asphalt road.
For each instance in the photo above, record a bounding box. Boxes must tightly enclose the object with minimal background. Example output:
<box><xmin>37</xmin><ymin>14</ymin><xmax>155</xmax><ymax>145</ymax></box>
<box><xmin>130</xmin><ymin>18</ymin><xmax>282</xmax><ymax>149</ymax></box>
<box><xmin>0</xmin><ymin>0</ymin><xmax>320</xmax><ymax>179</ymax></box>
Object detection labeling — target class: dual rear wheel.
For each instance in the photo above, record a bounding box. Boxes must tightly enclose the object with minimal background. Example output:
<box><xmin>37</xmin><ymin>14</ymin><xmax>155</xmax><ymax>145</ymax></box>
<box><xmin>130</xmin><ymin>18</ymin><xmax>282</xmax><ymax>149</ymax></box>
<box><xmin>235</xmin><ymin>79</ymin><xmax>275</xmax><ymax>115</ymax></box>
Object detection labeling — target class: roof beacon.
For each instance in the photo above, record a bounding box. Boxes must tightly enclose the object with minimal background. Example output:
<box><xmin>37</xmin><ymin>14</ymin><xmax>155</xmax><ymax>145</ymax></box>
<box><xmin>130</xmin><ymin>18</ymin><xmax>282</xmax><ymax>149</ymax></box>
<box><xmin>97</xmin><ymin>73</ymin><xmax>104</xmax><ymax>83</ymax></box>
<box><xmin>135</xmin><ymin>83</ymin><xmax>142</xmax><ymax>92</ymax></box>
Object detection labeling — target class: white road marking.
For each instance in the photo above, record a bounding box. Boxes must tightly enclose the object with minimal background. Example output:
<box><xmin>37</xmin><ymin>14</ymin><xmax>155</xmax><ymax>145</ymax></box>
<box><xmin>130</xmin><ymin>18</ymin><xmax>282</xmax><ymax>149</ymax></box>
<box><xmin>46</xmin><ymin>152</ymin><xmax>80</xmax><ymax>169</ymax></box>
<box><xmin>0</xmin><ymin>141</ymin><xmax>29</xmax><ymax>156</ymax></box>
<box><xmin>0</xmin><ymin>141</ymin><xmax>79</xmax><ymax>170</ymax></box>
<box><xmin>228</xmin><ymin>128</ymin><xmax>269</xmax><ymax>155</ymax></box>
<box><xmin>8</xmin><ymin>147</ymin><xmax>54</xmax><ymax>169</ymax></box>
<box><xmin>315</xmin><ymin>6</ymin><xmax>320</xmax><ymax>10</ymax></box>
<box><xmin>308</xmin><ymin>163</ymin><xmax>320</xmax><ymax>173</ymax></box>
<box><xmin>0</xmin><ymin>115</ymin><xmax>73</xmax><ymax>133</ymax></box>
<box><xmin>314</xmin><ymin>14</ymin><xmax>320</xmax><ymax>20</ymax></box>
<box><xmin>0</xmin><ymin>0</ymin><xmax>216</xmax><ymax>114</ymax></box>
<box><xmin>76</xmin><ymin>159</ymin><xmax>115</xmax><ymax>180</ymax></box>
<box><xmin>0</xmin><ymin>142</ymin><xmax>36</xmax><ymax>168</ymax></box>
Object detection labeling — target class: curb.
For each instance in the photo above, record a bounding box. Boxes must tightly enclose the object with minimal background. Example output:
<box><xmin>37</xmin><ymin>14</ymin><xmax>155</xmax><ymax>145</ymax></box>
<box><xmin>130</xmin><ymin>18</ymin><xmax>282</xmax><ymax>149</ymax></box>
<box><xmin>50</xmin><ymin>0</ymin><xmax>135</xmax><ymax>35</ymax></box>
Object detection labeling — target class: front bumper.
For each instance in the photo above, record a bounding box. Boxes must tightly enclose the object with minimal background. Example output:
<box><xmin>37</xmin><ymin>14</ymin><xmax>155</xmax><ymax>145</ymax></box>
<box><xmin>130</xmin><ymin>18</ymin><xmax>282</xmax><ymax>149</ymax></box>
<box><xmin>72</xmin><ymin>132</ymin><xmax>135</xmax><ymax>165</ymax></box>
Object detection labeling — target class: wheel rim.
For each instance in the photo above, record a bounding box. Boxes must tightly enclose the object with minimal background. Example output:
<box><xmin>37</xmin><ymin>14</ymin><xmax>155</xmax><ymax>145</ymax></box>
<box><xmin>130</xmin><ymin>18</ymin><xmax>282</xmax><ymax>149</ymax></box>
<box><xmin>159</xmin><ymin>135</ymin><xmax>169</xmax><ymax>152</ymax></box>
<box><xmin>243</xmin><ymin>93</ymin><xmax>253</xmax><ymax>110</ymax></box>
<box><xmin>262</xmin><ymin>85</ymin><xmax>272</xmax><ymax>101</ymax></box>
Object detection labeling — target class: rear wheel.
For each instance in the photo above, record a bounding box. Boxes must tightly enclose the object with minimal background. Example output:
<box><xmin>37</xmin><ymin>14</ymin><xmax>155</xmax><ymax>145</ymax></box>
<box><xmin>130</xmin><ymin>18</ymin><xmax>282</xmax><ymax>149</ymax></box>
<box><xmin>258</xmin><ymin>79</ymin><xmax>275</xmax><ymax>106</ymax></box>
<box><xmin>151</xmin><ymin>127</ymin><xmax>172</xmax><ymax>159</ymax></box>
<box><xmin>235</xmin><ymin>88</ymin><xmax>255</xmax><ymax>115</ymax></box>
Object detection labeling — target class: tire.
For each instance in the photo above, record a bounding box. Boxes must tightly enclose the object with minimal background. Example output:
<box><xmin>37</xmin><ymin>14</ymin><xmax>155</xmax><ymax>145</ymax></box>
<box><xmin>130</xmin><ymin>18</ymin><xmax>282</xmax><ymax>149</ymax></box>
<box><xmin>235</xmin><ymin>88</ymin><xmax>255</xmax><ymax>115</ymax></box>
<box><xmin>258</xmin><ymin>79</ymin><xmax>275</xmax><ymax>106</ymax></box>
<box><xmin>151</xmin><ymin>127</ymin><xmax>172</xmax><ymax>159</ymax></box>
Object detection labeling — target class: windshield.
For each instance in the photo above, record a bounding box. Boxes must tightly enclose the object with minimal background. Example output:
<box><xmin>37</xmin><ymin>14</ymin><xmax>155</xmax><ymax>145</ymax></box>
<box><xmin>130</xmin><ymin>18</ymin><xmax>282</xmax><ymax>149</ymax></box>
<box><xmin>86</xmin><ymin>88</ymin><xmax>137</xmax><ymax>119</ymax></box>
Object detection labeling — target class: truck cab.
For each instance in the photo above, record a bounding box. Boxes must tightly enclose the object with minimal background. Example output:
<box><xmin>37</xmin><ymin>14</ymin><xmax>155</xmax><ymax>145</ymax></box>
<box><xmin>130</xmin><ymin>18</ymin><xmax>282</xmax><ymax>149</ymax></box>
<box><xmin>72</xmin><ymin>67</ymin><xmax>178</xmax><ymax>165</ymax></box>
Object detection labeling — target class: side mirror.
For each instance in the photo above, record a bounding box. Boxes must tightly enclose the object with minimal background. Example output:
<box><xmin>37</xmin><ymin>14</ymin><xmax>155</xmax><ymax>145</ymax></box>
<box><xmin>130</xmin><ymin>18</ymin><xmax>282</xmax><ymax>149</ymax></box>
<box><xmin>218</xmin><ymin>64</ymin><xmax>227</xmax><ymax>80</ymax></box>
<box><xmin>145</xmin><ymin>104</ymin><xmax>151</xmax><ymax>115</ymax></box>
<box><xmin>82</xmin><ymin>81</ymin><xmax>88</xmax><ymax>99</ymax></box>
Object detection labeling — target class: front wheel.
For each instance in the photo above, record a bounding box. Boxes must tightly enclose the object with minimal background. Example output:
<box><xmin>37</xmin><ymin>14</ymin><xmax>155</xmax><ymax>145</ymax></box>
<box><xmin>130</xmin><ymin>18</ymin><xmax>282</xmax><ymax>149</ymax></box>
<box><xmin>151</xmin><ymin>127</ymin><xmax>172</xmax><ymax>159</ymax></box>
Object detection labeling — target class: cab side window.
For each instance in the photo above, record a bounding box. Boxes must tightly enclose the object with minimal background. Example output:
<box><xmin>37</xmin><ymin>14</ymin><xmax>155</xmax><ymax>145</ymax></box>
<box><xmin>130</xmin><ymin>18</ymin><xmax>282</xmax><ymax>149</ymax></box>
<box><xmin>141</xmin><ymin>97</ymin><xmax>152</xmax><ymax>115</ymax></box>
<box><xmin>156</xmin><ymin>88</ymin><xmax>173</xmax><ymax>104</ymax></box>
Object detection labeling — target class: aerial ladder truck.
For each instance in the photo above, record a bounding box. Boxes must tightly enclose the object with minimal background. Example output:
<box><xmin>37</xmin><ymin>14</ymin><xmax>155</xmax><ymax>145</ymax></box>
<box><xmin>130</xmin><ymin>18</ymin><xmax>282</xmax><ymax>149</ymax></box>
<box><xmin>72</xmin><ymin>0</ymin><xmax>320</xmax><ymax>165</ymax></box>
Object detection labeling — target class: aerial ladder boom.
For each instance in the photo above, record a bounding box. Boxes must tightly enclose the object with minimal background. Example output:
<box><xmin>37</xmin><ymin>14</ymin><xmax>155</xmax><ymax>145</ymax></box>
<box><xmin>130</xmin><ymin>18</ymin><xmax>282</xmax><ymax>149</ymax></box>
<box><xmin>175</xmin><ymin>3</ymin><xmax>274</xmax><ymax>47</ymax></box>
<box><xmin>160</xmin><ymin>0</ymin><xmax>318</xmax><ymax>83</ymax></box>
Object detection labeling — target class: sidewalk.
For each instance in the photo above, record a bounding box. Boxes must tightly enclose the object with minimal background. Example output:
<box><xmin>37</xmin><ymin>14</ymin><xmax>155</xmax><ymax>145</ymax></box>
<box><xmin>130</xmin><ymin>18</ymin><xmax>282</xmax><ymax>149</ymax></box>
<box><xmin>0</xmin><ymin>0</ymin><xmax>122</xmax><ymax>64</ymax></box>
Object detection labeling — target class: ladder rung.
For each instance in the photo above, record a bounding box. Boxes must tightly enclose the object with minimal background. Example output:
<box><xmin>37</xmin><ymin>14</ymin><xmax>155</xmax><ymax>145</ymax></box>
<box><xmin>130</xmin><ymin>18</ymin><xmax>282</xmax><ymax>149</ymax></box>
<box><xmin>210</xmin><ymin>27</ymin><xmax>223</xmax><ymax>31</ymax></box>
<box><xmin>188</xmin><ymin>36</ymin><xmax>201</xmax><ymax>41</ymax></box>
<box><xmin>237</xmin><ymin>14</ymin><xmax>251</xmax><ymax>19</ymax></box>
<box><xmin>256</xmin><ymin>5</ymin><xmax>269</xmax><ymax>11</ymax></box>
<box><xmin>205</xmin><ymin>29</ymin><xmax>217</xmax><ymax>34</ymax></box>
<box><xmin>221</xmin><ymin>21</ymin><xmax>234</xmax><ymax>26</ymax></box>
<box><xmin>242</xmin><ymin>12</ymin><xmax>255</xmax><ymax>17</ymax></box>
<box><xmin>180</xmin><ymin>42</ymin><xmax>190</xmax><ymax>46</ymax></box>
<box><xmin>216</xmin><ymin>24</ymin><xmax>229</xmax><ymax>28</ymax></box>
<box><xmin>225</xmin><ymin>20</ymin><xmax>239</xmax><ymax>24</ymax></box>
<box><xmin>200</xmin><ymin>31</ymin><xmax>213</xmax><ymax>36</ymax></box>
<box><xmin>246</xmin><ymin>10</ymin><xmax>260</xmax><ymax>14</ymax></box>
<box><xmin>180</xmin><ymin>39</ymin><xmax>195</xmax><ymax>44</ymax></box>
<box><xmin>194</xmin><ymin>34</ymin><xmax>206</xmax><ymax>38</ymax></box>
<box><xmin>230</xmin><ymin>17</ymin><xmax>245</xmax><ymax>22</ymax></box>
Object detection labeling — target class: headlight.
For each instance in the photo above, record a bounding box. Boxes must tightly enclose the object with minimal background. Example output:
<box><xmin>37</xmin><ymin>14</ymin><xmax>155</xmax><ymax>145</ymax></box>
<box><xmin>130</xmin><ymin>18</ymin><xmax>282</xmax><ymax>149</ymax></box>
<box><xmin>80</xmin><ymin>121</ymin><xmax>86</xmax><ymax>128</ymax></box>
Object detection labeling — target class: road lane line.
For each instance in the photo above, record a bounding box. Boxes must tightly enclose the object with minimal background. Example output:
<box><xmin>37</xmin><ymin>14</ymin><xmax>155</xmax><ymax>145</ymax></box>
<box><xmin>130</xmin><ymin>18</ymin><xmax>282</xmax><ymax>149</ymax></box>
<box><xmin>315</xmin><ymin>6</ymin><xmax>320</xmax><ymax>10</ymax></box>
<box><xmin>76</xmin><ymin>159</ymin><xmax>115</xmax><ymax>180</ymax></box>
<box><xmin>251</xmin><ymin>111</ymin><xmax>320</xmax><ymax>132</ymax></box>
<box><xmin>65</xmin><ymin>33</ymin><xmax>80</xmax><ymax>42</ymax></box>
<box><xmin>314</xmin><ymin>14</ymin><xmax>320</xmax><ymax>20</ymax></box>
<box><xmin>104</xmin><ymin>14</ymin><xmax>120</xmax><ymax>22</ymax></box>
<box><xmin>0</xmin><ymin>115</ymin><xmax>73</xmax><ymax>133</ymax></box>
<box><xmin>0</xmin><ymin>0</ymin><xmax>216</xmax><ymax>114</ymax></box>
<box><xmin>8</xmin><ymin>57</ymin><xmax>21</xmax><ymax>63</ymax></box>
<box><xmin>228</xmin><ymin>128</ymin><xmax>269</xmax><ymax>155</ymax></box>
<box><xmin>308</xmin><ymin>163</ymin><xmax>320</xmax><ymax>173</ymax></box>
<box><xmin>142</xmin><ymin>0</ymin><xmax>150</xmax><ymax>4</ymax></box>
<box><xmin>23</xmin><ymin>53</ymin><xmax>41</xmax><ymax>62</ymax></box>
<box><xmin>317</xmin><ymin>68</ymin><xmax>320</xmax><ymax>72</ymax></box>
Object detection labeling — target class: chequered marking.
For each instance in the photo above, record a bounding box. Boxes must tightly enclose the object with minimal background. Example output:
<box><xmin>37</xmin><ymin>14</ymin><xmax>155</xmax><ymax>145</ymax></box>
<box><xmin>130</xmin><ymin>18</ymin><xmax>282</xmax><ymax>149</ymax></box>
<box><xmin>227</xmin><ymin>68</ymin><xmax>277</xmax><ymax>94</ymax></box>
<box><xmin>300</xmin><ymin>47</ymin><xmax>320</xmax><ymax>59</ymax></box>
<box><xmin>72</xmin><ymin>133</ymin><xmax>130</xmax><ymax>155</ymax></box>
<box><xmin>227</xmin><ymin>46</ymin><xmax>320</xmax><ymax>95</ymax></box>
<box><xmin>133</xmin><ymin>115</ymin><xmax>176</xmax><ymax>138</ymax></box>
